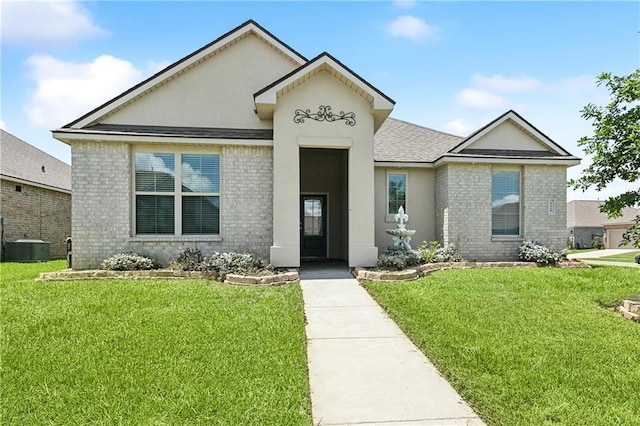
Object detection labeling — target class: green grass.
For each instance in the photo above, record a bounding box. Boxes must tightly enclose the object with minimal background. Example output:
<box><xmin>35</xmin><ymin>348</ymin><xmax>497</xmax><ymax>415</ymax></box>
<box><xmin>363</xmin><ymin>267</ymin><xmax>640</xmax><ymax>426</ymax></box>
<box><xmin>588</xmin><ymin>250</ymin><xmax>640</xmax><ymax>263</ymax></box>
<box><xmin>1</xmin><ymin>261</ymin><xmax>311</xmax><ymax>425</ymax></box>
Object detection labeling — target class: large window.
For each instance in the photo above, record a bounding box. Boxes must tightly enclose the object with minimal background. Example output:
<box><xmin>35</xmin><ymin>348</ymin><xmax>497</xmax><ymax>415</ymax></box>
<box><xmin>135</xmin><ymin>152</ymin><xmax>220</xmax><ymax>235</ymax></box>
<box><xmin>388</xmin><ymin>173</ymin><xmax>407</xmax><ymax>214</ymax></box>
<box><xmin>491</xmin><ymin>170</ymin><xmax>520</xmax><ymax>236</ymax></box>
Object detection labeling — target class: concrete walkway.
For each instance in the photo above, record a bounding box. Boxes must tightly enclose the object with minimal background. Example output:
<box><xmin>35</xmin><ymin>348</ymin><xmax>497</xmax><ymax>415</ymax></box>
<box><xmin>300</xmin><ymin>265</ymin><xmax>485</xmax><ymax>426</ymax></box>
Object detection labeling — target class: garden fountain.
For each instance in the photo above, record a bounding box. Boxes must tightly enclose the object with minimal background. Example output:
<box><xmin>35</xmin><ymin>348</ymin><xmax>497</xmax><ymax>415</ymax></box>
<box><xmin>386</xmin><ymin>206</ymin><xmax>416</xmax><ymax>250</ymax></box>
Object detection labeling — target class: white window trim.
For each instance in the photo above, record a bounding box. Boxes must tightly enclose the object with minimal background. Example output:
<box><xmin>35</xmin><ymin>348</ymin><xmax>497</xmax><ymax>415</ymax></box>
<box><xmin>132</xmin><ymin>147</ymin><xmax>222</xmax><ymax>237</ymax></box>
<box><xmin>491</xmin><ymin>166</ymin><xmax>522</xmax><ymax>239</ymax></box>
<box><xmin>386</xmin><ymin>171</ymin><xmax>408</xmax><ymax>222</ymax></box>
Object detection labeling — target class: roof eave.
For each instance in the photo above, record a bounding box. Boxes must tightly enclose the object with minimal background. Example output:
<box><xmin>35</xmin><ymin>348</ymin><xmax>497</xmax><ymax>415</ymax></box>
<box><xmin>434</xmin><ymin>155</ymin><xmax>581</xmax><ymax>167</ymax></box>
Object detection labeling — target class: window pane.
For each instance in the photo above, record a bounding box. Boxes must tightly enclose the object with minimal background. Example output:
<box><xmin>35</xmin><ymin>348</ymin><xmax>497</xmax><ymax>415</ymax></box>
<box><xmin>388</xmin><ymin>174</ymin><xmax>406</xmax><ymax>214</ymax></box>
<box><xmin>135</xmin><ymin>153</ymin><xmax>175</xmax><ymax>192</ymax></box>
<box><xmin>136</xmin><ymin>195</ymin><xmax>174</xmax><ymax>234</ymax></box>
<box><xmin>492</xmin><ymin>171</ymin><xmax>520</xmax><ymax>235</ymax></box>
<box><xmin>304</xmin><ymin>199</ymin><xmax>323</xmax><ymax>236</ymax></box>
<box><xmin>181</xmin><ymin>154</ymin><xmax>220</xmax><ymax>193</ymax></box>
<box><xmin>183</xmin><ymin>196</ymin><xmax>220</xmax><ymax>234</ymax></box>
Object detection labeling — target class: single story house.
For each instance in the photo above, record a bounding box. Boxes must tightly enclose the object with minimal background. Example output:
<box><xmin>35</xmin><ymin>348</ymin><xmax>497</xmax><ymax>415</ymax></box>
<box><xmin>53</xmin><ymin>20</ymin><xmax>580</xmax><ymax>270</ymax></box>
<box><xmin>1</xmin><ymin>130</ymin><xmax>71</xmax><ymax>259</ymax></box>
<box><xmin>568</xmin><ymin>200</ymin><xmax>639</xmax><ymax>249</ymax></box>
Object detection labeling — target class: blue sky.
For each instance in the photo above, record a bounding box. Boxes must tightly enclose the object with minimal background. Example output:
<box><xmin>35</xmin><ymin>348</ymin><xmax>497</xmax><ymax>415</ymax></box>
<box><xmin>1</xmin><ymin>0</ymin><xmax>638</xmax><ymax>200</ymax></box>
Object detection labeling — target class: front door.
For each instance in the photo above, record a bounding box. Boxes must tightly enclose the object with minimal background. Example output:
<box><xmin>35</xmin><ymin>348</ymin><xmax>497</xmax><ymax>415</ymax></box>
<box><xmin>301</xmin><ymin>195</ymin><xmax>327</xmax><ymax>258</ymax></box>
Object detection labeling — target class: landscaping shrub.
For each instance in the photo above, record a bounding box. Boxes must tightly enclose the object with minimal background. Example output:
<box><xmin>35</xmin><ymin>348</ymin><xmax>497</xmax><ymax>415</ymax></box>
<box><xmin>418</xmin><ymin>241</ymin><xmax>463</xmax><ymax>263</ymax></box>
<box><xmin>101</xmin><ymin>253</ymin><xmax>156</xmax><ymax>271</ymax></box>
<box><xmin>518</xmin><ymin>241</ymin><xmax>567</xmax><ymax>266</ymax></box>
<box><xmin>435</xmin><ymin>243</ymin><xmax>463</xmax><ymax>262</ymax></box>
<box><xmin>418</xmin><ymin>241</ymin><xmax>440</xmax><ymax>263</ymax></box>
<box><xmin>592</xmin><ymin>236</ymin><xmax>604</xmax><ymax>249</ymax></box>
<box><xmin>171</xmin><ymin>248</ymin><xmax>204</xmax><ymax>271</ymax></box>
<box><xmin>377</xmin><ymin>250</ymin><xmax>422</xmax><ymax>271</ymax></box>
<box><xmin>201</xmin><ymin>251</ymin><xmax>275</xmax><ymax>280</ymax></box>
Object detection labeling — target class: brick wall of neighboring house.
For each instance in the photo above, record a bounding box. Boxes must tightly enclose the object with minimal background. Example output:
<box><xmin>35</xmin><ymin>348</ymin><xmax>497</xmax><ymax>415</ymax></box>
<box><xmin>1</xmin><ymin>179</ymin><xmax>71</xmax><ymax>258</ymax></box>
<box><xmin>71</xmin><ymin>141</ymin><xmax>274</xmax><ymax>269</ymax></box>
<box><xmin>435</xmin><ymin>163</ymin><xmax>567</xmax><ymax>261</ymax></box>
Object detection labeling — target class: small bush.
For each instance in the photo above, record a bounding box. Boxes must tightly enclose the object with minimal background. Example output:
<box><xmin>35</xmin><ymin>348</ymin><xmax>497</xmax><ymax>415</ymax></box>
<box><xmin>436</xmin><ymin>243</ymin><xmax>463</xmax><ymax>262</ymax></box>
<box><xmin>418</xmin><ymin>241</ymin><xmax>440</xmax><ymax>263</ymax></box>
<box><xmin>518</xmin><ymin>241</ymin><xmax>567</xmax><ymax>266</ymax></box>
<box><xmin>592</xmin><ymin>236</ymin><xmax>604</xmax><ymax>250</ymax></box>
<box><xmin>418</xmin><ymin>241</ymin><xmax>463</xmax><ymax>263</ymax></box>
<box><xmin>377</xmin><ymin>249</ymin><xmax>422</xmax><ymax>271</ymax></box>
<box><xmin>171</xmin><ymin>248</ymin><xmax>204</xmax><ymax>271</ymax></box>
<box><xmin>102</xmin><ymin>253</ymin><xmax>156</xmax><ymax>271</ymax></box>
<box><xmin>201</xmin><ymin>251</ymin><xmax>275</xmax><ymax>280</ymax></box>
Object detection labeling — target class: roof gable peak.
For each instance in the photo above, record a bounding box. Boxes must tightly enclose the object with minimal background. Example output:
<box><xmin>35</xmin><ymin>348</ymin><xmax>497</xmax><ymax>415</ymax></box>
<box><xmin>449</xmin><ymin>109</ymin><xmax>573</xmax><ymax>156</ymax></box>
<box><xmin>61</xmin><ymin>20</ymin><xmax>307</xmax><ymax>129</ymax></box>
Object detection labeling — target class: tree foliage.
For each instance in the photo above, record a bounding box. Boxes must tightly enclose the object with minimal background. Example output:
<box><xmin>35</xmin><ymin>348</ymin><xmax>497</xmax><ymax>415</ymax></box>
<box><xmin>569</xmin><ymin>69</ymin><xmax>640</xmax><ymax>247</ymax></box>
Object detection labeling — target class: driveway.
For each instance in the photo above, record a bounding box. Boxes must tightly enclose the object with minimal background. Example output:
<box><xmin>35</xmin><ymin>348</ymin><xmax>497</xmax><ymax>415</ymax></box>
<box><xmin>567</xmin><ymin>249</ymin><xmax>638</xmax><ymax>259</ymax></box>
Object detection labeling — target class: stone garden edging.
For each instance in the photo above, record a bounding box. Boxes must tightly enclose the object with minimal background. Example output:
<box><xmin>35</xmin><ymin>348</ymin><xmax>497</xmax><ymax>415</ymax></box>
<box><xmin>354</xmin><ymin>260</ymin><xmax>590</xmax><ymax>282</ymax></box>
<box><xmin>38</xmin><ymin>269</ymin><xmax>300</xmax><ymax>286</ymax></box>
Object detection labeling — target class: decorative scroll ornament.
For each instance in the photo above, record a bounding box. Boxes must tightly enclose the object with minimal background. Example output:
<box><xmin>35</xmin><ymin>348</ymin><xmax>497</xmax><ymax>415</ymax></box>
<box><xmin>293</xmin><ymin>105</ymin><xmax>356</xmax><ymax>126</ymax></box>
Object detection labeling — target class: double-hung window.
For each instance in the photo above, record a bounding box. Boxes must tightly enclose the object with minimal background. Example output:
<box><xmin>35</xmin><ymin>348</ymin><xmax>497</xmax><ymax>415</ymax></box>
<box><xmin>388</xmin><ymin>173</ymin><xmax>407</xmax><ymax>214</ymax></box>
<box><xmin>134</xmin><ymin>152</ymin><xmax>220</xmax><ymax>235</ymax></box>
<box><xmin>491</xmin><ymin>169</ymin><xmax>520</xmax><ymax>236</ymax></box>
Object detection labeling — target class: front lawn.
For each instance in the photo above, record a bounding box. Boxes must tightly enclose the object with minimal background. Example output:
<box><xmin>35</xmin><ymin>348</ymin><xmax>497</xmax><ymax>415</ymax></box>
<box><xmin>364</xmin><ymin>267</ymin><xmax>640</xmax><ymax>426</ymax></box>
<box><xmin>0</xmin><ymin>261</ymin><xmax>311</xmax><ymax>425</ymax></box>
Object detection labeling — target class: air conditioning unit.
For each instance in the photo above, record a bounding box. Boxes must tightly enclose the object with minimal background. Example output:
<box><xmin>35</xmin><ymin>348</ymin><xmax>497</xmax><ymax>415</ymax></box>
<box><xmin>3</xmin><ymin>240</ymin><xmax>51</xmax><ymax>262</ymax></box>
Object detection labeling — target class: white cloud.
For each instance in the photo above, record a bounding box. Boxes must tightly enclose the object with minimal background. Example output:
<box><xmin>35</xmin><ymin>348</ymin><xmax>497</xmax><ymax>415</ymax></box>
<box><xmin>385</xmin><ymin>15</ymin><xmax>436</xmax><ymax>42</ymax></box>
<box><xmin>456</xmin><ymin>88</ymin><xmax>508</xmax><ymax>110</ymax></box>
<box><xmin>0</xmin><ymin>119</ymin><xmax>7</xmax><ymax>131</ymax></box>
<box><xmin>472</xmin><ymin>74</ymin><xmax>542</xmax><ymax>93</ymax></box>
<box><xmin>492</xmin><ymin>194</ymin><xmax>520</xmax><ymax>209</ymax></box>
<box><xmin>24</xmin><ymin>54</ymin><xmax>146</xmax><ymax>128</ymax></box>
<box><xmin>392</xmin><ymin>0</ymin><xmax>417</xmax><ymax>9</ymax></box>
<box><xmin>444</xmin><ymin>118</ymin><xmax>473</xmax><ymax>136</ymax></box>
<box><xmin>2</xmin><ymin>0</ymin><xmax>109</xmax><ymax>47</ymax></box>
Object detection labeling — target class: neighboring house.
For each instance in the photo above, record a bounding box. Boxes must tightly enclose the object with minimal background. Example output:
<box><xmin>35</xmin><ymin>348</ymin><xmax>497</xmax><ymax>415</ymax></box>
<box><xmin>52</xmin><ymin>20</ymin><xmax>580</xmax><ymax>270</ymax></box>
<box><xmin>567</xmin><ymin>200</ymin><xmax>605</xmax><ymax>249</ymax></box>
<box><xmin>1</xmin><ymin>130</ymin><xmax>71</xmax><ymax>258</ymax></box>
<box><xmin>568</xmin><ymin>200</ymin><xmax>639</xmax><ymax>249</ymax></box>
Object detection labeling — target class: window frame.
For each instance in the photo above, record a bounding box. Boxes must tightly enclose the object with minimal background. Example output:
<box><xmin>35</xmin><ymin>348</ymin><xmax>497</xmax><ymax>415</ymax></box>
<box><xmin>386</xmin><ymin>171</ymin><xmax>408</xmax><ymax>216</ymax></box>
<box><xmin>491</xmin><ymin>167</ymin><xmax>522</xmax><ymax>238</ymax></box>
<box><xmin>132</xmin><ymin>148</ymin><xmax>221</xmax><ymax>237</ymax></box>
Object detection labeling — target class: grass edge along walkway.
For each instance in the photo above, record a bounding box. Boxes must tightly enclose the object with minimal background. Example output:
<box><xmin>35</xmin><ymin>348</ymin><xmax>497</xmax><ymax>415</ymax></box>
<box><xmin>1</xmin><ymin>261</ymin><xmax>312</xmax><ymax>425</ymax></box>
<box><xmin>363</xmin><ymin>266</ymin><xmax>640</xmax><ymax>426</ymax></box>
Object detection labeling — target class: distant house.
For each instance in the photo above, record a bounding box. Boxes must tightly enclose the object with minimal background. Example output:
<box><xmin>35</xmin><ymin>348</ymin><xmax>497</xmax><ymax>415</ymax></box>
<box><xmin>567</xmin><ymin>200</ymin><xmax>639</xmax><ymax>249</ymax></box>
<box><xmin>52</xmin><ymin>20</ymin><xmax>580</xmax><ymax>269</ymax></box>
<box><xmin>0</xmin><ymin>130</ymin><xmax>71</xmax><ymax>258</ymax></box>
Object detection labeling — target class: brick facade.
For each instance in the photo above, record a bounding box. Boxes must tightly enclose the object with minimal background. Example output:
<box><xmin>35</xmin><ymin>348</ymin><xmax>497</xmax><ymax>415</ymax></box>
<box><xmin>435</xmin><ymin>163</ymin><xmax>567</xmax><ymax>261</ymax></box>
<box><xmin>1</xmin><ymin>179</ymin><xmax>71</xmax><ymax>259</ymax></box>
<box><xmin>71</xmin><ymin>142</ymin><xmax>273</xmax><ymax>269</ymax></box>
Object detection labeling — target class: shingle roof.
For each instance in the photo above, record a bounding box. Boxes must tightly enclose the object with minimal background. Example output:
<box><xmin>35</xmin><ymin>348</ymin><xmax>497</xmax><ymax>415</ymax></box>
<box><xmin>374</xmin><ymin>117</ymin><xmax>463</xmax><ymax>162</ymax></box>
<box><xmin>0</xmin><ymin>130</ymin><xmax>71</xmax><ymax>192</ymax></box>
<box><xmin>82</xmin><ymin>124</ymin><xmax>273</xmax><ymax>140</ymax></box>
